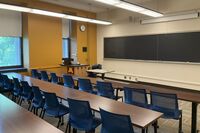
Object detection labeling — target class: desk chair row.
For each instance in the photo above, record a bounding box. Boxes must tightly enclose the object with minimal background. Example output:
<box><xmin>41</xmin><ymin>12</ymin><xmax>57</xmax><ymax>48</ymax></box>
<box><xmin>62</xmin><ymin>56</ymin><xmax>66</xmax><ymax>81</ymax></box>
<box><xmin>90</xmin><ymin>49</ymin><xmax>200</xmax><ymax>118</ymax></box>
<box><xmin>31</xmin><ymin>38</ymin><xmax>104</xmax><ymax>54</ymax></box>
<box><xmin>31</xmin><ymin>70</ymin><xmax>182</xmax><ymax>133</ymax></box>
<box><xmin>124</xmin><ymin>87</ymin><xmax>183</xmax><ymax>133</ymax></box>
<box><xmin>0</xmin><ymin>74</ymin><xmax>135</xmax><ymax>133</ymax></box>
<box><xmin>31</xmin><ymin>69</ymin><xmax>123</xmax><ymax>101</ymax></box>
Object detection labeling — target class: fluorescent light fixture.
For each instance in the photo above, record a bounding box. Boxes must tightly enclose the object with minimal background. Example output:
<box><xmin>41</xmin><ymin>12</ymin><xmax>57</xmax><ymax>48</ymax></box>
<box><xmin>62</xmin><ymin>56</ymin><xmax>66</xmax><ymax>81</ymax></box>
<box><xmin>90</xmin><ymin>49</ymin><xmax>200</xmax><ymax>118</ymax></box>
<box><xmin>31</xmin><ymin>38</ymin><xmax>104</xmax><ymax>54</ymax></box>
<box><xmin>141</xmin><ymin>13</ymin><xmax>199</xmax><ymax>24</ymax></box>
<box><xmin>0</xmin><ymin>3</ymin><xmax>31</xmax><ymax>12</ymax></box>
<box><xmin>95</xmin><ymin>0</ymin><xmax>120</xmax><ymax>5</ymax></box>
<box><xmin>89</xmin><ymin>19</ymin><xmax>112</xmax><ymax>25</ymax></box>
<box><xmin>31</xmin><ymin>9</ymin><xmax>66</xmax><ymax>18</ymax></box>
<box><xmin>0</xmin><ymin>3</ymin><xmax>112</xmax><ymax>25</ymax></box>
<box><xmin>95</xmin><ymin>0</ymin><xmax>163</xmax><ymax>17</ymax></box>
<box><xmin>64</xmin><ymin>15</ymin><xmax>91</xmax><ymax>22</ymax></box>
<box><xmin>140</xmin><ymin>10</ymin><xmax>163</xmax><ymax>17</ymax></box>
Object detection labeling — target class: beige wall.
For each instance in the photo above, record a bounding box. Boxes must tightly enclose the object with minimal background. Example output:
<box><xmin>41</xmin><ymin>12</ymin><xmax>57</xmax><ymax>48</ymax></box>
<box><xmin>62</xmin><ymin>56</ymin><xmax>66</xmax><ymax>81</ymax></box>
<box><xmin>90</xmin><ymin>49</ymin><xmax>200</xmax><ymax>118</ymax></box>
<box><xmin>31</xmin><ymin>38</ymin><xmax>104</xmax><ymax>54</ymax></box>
<box><xmin>97</xmin><ymin>4</ymin><xmax>200</xmax><ymax>90</ymax></box>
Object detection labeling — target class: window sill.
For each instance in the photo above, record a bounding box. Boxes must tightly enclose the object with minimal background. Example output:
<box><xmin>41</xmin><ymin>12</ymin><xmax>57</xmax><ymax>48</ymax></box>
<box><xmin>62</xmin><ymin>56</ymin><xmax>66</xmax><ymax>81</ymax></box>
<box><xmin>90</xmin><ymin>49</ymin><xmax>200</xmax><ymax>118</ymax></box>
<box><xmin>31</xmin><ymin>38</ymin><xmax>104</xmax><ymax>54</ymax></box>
<box><xmin>0</xmin><ymin>68</ymin><xmax>27</xmax><ymax>73</ymax></box>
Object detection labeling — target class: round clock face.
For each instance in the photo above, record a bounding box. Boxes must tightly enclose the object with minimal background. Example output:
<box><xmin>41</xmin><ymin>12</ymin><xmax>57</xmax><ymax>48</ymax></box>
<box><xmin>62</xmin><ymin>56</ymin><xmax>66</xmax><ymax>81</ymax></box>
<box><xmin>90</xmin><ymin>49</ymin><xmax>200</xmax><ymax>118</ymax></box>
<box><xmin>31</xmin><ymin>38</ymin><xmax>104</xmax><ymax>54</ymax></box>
<box><xmin>80</xmin><ymin>25</ymin><xmax>86</xmax><ymax>32</ymax></box>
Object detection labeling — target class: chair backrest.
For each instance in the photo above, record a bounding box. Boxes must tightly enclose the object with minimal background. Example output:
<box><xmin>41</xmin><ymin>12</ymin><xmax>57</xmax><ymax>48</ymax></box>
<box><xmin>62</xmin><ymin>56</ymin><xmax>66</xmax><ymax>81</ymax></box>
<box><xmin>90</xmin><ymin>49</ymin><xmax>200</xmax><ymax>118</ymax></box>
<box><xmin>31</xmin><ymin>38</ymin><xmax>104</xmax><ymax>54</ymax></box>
<box><xmin>100</xmin><ymin>108</ymin><xmax>134</xmax><ymax>133</ymax></box>
<box><xmin>124</xmin><ymin>87</ymin><xmax>148</xmax><ymax>108</ymax></box>
<box><xmin>32</xmin><ymin>86</ymin><xmax>43</xmax><ymax>103</ymax></box>
<box><xmin>40</xmin><ymin>71</ymin><xmax>49</xmax><ymax>81</ymax></box>
<box><xmin>0</xmin><ymin>74</ymin><xmax>4</xmax><ymax>87</ymax></box>
<box><xmin>150</xmin><ymin>91</ymin><xmax>179</xmax><ymax>113</ymax></box>
<box><xmin>92</xmin><ymin>64</ymin><xmax>102</xmax><ymax>69</ymax></box>
<box><xmin>43</xmin><ymin>92</ymin><xmax>59</xmax><ymax>108</ymax></box>
<box><xmin>31</xmin><ymin>69</ymin><xmax>40</xmax><ymax>79</ymax></box>
<box><xmin>96</xmin><ymin>81</ymin><xmax>115</xmax><ymax>98</ymax></box>
<box><xmin>68</xmin><ymin>98</ymin><xmax>93</xmax><ymax>130</ymax></box>
<box><xmin>21</xmin><ymin>81</ymin><xmax>32</xmax><ymax>94</ymax></box>
<box><xmin>50</xmin><ymin>73</ymin><xmax>58</xmax><ymax>84</ymax></box>
<box><xmin>63</xmin><ymin>75</ymin><xmax>75</xmax><ymax>88</ymax></box>
<box><xmin>13</xmin><ymin>78</ymin><xmax>21</xmax><ymax>92</ymax></box>
<box><xmin>78</xmin><ymin>78</ymin><xmax>93</xmax><ymax>93</ymax></box>
<box><xmin>2</xmin><ymin>75</ymin><xmax>13</xmax><ymax>89</ymax></box>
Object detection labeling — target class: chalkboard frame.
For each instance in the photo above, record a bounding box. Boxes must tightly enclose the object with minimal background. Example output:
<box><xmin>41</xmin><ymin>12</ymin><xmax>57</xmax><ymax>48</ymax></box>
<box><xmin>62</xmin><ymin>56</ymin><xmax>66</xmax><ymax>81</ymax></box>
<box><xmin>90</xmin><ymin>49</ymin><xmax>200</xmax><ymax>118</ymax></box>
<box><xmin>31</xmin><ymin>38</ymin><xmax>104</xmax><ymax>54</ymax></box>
<box><xmin>104</xmin><ymin>31</ymin><xmax>200</xmax><ymax>64</ymax></box>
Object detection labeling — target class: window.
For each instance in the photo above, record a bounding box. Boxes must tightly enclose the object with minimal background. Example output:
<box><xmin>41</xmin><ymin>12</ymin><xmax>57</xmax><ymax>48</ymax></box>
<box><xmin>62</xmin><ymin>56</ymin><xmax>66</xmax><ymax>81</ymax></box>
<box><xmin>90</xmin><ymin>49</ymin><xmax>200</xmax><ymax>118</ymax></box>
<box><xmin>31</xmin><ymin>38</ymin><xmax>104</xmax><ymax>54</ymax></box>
<box><xmin>62</xmin><ymin>38</ymin><xmax>70</xmax><ymax>58</ymax></box>
<box><xmin>0</xmin><ymin>37</ymin><xmax>22</xmax><ymax>68</ymax></box>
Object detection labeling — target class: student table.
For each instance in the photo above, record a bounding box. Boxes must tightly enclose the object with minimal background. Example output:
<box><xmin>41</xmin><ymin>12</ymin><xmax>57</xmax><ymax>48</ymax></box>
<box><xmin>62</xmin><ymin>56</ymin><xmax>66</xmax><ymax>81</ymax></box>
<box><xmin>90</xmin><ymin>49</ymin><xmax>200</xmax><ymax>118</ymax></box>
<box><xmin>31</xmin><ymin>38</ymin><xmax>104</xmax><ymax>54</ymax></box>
<box><xmin>86</xmin><ymin>69</ymin><xmax>114</xmax><ymax>79</ymax></box>
<box><xmin>127</xmin><ymin>81</ymin><xmax>200</xmax><ymax>133</ymax></box>
<box><xmin>0</xmin><ymin>94</ymin><xmax>64</xmax><ymax>133</ymax></box>
<box><xmin>5</xmin><ymin>72</ymin><xmax>163</xmax><ymax>133</ymax></box>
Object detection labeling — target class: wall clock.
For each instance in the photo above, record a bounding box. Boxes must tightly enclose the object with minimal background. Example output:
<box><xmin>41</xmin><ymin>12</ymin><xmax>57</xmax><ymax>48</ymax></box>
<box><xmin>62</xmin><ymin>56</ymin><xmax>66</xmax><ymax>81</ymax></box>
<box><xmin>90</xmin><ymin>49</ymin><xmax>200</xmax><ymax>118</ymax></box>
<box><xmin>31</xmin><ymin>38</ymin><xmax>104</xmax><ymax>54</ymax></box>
<box><xmin>80</xmin><ymin>25</ymin><xmax>86</xmax><ymax>32</ymax></box>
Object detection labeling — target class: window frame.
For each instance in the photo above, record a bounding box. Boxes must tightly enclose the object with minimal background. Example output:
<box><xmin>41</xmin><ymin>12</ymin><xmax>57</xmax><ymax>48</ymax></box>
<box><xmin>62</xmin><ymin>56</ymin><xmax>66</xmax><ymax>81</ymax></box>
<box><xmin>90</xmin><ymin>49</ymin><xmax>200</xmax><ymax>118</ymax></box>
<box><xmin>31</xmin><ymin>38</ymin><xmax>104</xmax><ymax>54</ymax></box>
<box><xmin>0</xmin><ymin>36</ymin><xmax>23</xmax><ymax>69</ymax></box>
<box><xmin>62</xmin><ymin>38</ymin><xmax>71</xmax><ymax>59</ymax></box>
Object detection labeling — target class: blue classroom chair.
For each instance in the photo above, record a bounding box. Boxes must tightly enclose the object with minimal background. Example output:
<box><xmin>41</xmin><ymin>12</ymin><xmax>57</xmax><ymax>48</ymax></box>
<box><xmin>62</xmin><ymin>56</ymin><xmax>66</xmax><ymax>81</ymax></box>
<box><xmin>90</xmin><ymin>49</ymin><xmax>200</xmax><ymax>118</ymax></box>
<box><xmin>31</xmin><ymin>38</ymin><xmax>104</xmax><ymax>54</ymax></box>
<box><xmin>12</xmin><ymin>78</ymin><xmax>22</xmax><ymax>103</ymax></box>
<box><xmin>78</xmin><ymin>78</ymin><xmax>97</xmax><ymax>94</ymax></box>
<box><xmin>100</xmin><ymin>108</ymin><xmax>134</xmax><ymax>133</ymax></box>
<box><xmin>40</xmin><ymin>71</ymin><xmax>50</xmax><ymax>82</ymax></box>
<box><xmin>124</xmin><ymin>87</ymin><xmax>150</xmax><ymax>108</ymax></box>
<box><xmin>150</xmin><ymin>91</ymin><xmax>183</xmax><ymax>133</ymax></box>
<box><xmin>42</xmin><ymin>92</ymin><xmax>69</xmax><ymax>128</ymax></box>
<box><xmin>96</xmin><ymin>81</ymin><xmax>123</xmax><ymax>101</ymax></box>
<box><xmin>31</xmin><ymin>86</ymin><xmax>45</xmax><ymax>116</ymax></box>
<box><xmin>65</xmin><ymin>98</ymin><xmax>101</xmax><ymax>133</ymax></box>
<box><xmin>63</xmin><ymin>75</ymin><xmax>76</xmax><ymax>88</ymax></box>
<box><xmin>31</xmin><ymin>69</ymin><xmax>41</xmax><ymax>79</ymax></box>
<box><xmin>19</xmin><ymin>81</ymin><xmax>33</xmax><ymax>110</ymax></box>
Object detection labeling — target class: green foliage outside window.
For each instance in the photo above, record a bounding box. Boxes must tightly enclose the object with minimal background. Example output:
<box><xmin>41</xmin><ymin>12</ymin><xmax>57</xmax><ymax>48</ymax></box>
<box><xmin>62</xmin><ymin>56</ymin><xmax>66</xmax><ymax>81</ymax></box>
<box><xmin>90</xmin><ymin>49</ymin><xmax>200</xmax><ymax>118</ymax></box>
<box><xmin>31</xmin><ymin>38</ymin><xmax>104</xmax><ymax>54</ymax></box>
<box><xmin>0</xmin><ymin>37</ymin><xmax>21</xmax><ymax>67</ymax></box>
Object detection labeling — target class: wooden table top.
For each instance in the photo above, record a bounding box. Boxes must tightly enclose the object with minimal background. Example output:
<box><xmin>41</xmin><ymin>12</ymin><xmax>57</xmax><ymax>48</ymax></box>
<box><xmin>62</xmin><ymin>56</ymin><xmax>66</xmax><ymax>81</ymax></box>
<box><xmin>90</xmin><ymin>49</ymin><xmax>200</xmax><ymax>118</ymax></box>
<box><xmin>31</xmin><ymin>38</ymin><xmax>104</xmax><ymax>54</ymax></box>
<box><xmin>61</xmin><ymin>64</ymin><xmax>89</xmax><ymax>67</ymax></box>
<box><xmin>5</xmin><ymin>72</ymin><xmax>162</xmax><ymax>129</ymax></box>
<box><xmin>35</xmin><ymin>68</ymin><xmax>200</xmax><ymax>103</ymax></box>
<box><xmin>0</xmin><ymin>94</ymin><xmax>63</xmax><ymax>133</ymax></box>
<box><xmin>38</xmin><ymin>68</ymin><xmax>129</xmax><ymax>89</ymax></box>
<box><xmin>86</xmin><ymin>69</ymin><xmax>114</xmax><ymax>74</ymax></box>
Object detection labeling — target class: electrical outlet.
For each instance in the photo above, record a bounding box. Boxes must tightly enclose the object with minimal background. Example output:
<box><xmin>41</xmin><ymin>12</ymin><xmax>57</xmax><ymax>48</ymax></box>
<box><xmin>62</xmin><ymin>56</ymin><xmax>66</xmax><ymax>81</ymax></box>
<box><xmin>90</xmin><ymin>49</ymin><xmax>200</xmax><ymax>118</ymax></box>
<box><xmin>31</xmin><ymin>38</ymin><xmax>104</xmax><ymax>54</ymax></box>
<box><xmin>124</xmin><ymin>76</ymin><xmax>127</xmax><ymax>79</ymax></box>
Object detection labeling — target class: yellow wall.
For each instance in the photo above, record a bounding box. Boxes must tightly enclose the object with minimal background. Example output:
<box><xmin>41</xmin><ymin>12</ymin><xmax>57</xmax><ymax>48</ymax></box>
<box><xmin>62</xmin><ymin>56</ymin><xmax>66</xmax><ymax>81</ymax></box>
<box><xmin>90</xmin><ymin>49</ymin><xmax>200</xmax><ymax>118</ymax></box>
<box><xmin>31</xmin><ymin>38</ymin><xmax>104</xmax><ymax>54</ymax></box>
<box><xmin>2</xmin><ymin>0</ymin><xmax>98</xmax><ymax>69</ymax></box>
<box><xmin>27</xmin><ymin>14</ymin><xmax>62</xmax><ymax>69</ymax></box>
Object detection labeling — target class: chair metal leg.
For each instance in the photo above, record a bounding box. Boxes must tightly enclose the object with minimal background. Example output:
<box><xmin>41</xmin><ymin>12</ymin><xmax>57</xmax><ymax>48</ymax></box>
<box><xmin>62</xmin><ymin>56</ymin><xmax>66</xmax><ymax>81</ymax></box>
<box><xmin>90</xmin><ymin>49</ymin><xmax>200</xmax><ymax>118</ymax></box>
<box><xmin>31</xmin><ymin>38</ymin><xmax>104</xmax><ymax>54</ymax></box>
<box><xmin>179</xmin><ymin>114</ymin><xmax>183</xmax><ymax>133</ymax></box>
<box><xmin>146</xmin><ymin>127</ymin><xmax>148</xmax><ymax>133</ymax></box>
<box><xmin>39</xmin><ymin>109</ymin><xmax>44</xmax><ymax>118</ymax></box>
<box><xmin>152</xmin><ymin>121</ymin><xmax>158</xmax><ymax>133</ymax></box>
<box><xmin>61</xmin><ymin>116</ymin><xmax>64</xmax><ymax>125</ymax></box>
<box><xmin>30</xmin><ymin>106</ymin><xmax>34</xmax><ymax>112</ymax></box>
<box><xmin>142</xmin><ymin>128</ymin><xmax>146</xmax><ymax>133</ymax></box>
<box><xmin>65</xmin><ymin>122</ymin><xmax>71</xmax><ymax>133</ymax></box>
<box><xmin>72</xmin><ymin>128</ymin><xmax>77</xmax><ymax>133</ymax></box>
<box><xmin>57</xmin><ymin>117</ymin><xmax>61</xmax><ymax>128</ymax></box>
<box><xmin>86</xmin><ymin>129</ymin><xmax>95</xmax><ymax>133</ymax></box>
<box><xmin>41</xmin><ymin>110</ymin><xmax>45</xmax><ymax>119</ymax></box>
<box><xmin>17</xmin><ymin>97</ymin><xmax>21</xmax><ymax>104</ymax></box>
<box><xmin>28</xmin><ymin>101</ymin><xmax>31</xmax><ymax>111</ymax></box>
<box><xmin>19</xmin><ymin>98</ymin><xmax>23</xmax><ymax>105</ymax></box>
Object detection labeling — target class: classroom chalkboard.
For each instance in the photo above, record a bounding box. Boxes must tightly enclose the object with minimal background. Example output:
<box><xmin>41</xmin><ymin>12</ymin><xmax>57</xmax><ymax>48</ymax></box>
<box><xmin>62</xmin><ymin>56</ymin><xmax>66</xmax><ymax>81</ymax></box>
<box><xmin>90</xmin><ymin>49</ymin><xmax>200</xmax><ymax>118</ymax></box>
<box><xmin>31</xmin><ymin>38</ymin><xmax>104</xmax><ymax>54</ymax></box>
<box><xmin>104</xmin><ymin>32</ymin><xmax>200</xmax><ymax>63</ymax></box>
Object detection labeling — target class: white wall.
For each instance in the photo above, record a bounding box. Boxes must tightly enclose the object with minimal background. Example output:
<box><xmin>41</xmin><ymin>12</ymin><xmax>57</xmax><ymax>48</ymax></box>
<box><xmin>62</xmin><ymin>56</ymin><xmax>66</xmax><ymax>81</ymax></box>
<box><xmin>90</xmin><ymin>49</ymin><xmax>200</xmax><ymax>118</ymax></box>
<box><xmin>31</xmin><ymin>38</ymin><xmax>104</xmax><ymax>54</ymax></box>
<box><xmin>97</xmin><ymin>1</ymin><xmax>200</xmax><ymax>90</ymax></box>
<box><xmin>0</xmin><ymin>9</ymin><xmax>22</xmax><ymax>36</ymax></box>
<box><xmin>62</xmin><ymin>19</ymin><xmax>70</xmax><ymax>38</ymax></box>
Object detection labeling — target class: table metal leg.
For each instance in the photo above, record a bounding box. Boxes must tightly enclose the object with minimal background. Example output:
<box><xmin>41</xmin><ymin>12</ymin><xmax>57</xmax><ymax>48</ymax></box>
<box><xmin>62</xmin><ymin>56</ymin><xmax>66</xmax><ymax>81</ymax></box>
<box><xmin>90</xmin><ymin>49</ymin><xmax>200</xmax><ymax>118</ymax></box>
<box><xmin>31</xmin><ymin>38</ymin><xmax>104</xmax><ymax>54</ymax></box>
<box><xmin>142</xmin><ymin>128</ymin><xmax>146</xmax><ymax>133</ymax></box>
<box><xmin>191</xmin><ymin>102</ymin><xmax>198</xmax><ymax>133</ymax></box>
<box><xmin>102</xmin><ymin>73</ymin><xmax>105</xmax><ymax>79</ymax></box>
<box><xmin>115</xmin><ymin>88</ymin><xmax>118</xmax><ymax>96</ymax></box>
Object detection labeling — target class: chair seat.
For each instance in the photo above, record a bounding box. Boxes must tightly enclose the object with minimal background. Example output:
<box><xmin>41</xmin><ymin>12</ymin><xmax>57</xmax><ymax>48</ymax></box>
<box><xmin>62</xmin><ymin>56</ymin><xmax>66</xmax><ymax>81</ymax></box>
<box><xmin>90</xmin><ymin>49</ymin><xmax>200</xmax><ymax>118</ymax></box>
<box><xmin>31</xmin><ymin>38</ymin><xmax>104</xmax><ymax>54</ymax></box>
<box><xmin>45</xmin><ymin>104</ymin><xmax>69</xmax><ymax>117</ymax></box>
<box><xmin>32</xmin><ymin>99</ymin><xmax>44</xmax><ymax>108</ymax></box>
<box><xmin>70</xmin><ymin>117</ymin><xmax>101</xmax><ymax>131</ymax></box>
<box><xmin>0</xmin><ymin>88</ymin><xmax>13</xmax><ymax>93</ymax></box>
<box><xmin>151</xmin><ymin>106</ymin><xmax>182</xmax><ymax>119</ymax></box>
<box><xmin>13</xmin><ymin>90</ymin><xmax>22</xmax><ymax>96</ymax></box>
<box><xmin>21</xmin><ymin>93</ymin><xmax>32</xmax><ymax>101</ymax></box>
